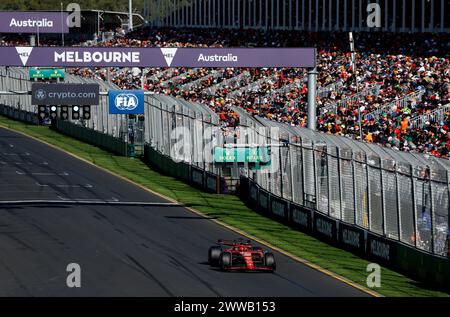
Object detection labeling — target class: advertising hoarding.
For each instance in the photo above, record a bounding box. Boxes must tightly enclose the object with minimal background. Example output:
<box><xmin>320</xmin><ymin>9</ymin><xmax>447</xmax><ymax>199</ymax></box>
<box><xmin>31</xmin><ymin>83</ymin><xmax>99</xmax><ymax>105</ymax></box>
<box><xmin>0</xmin><ymin>12</ymin><xmax>69</xmax><ymax>33</ymax></box>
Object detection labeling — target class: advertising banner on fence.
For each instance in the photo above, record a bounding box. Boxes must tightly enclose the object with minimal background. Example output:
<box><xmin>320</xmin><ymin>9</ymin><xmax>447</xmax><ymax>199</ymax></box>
<box><xmin>31</xmin><ymin>83</ymin><xmax>99</xmax><ymax>105</ymax></box>
<box><xmin>270</xmin><ymin>197</ymin><xmax>288</xmax><ymax>219</ymax></box>
<box><xmin>339</xmin><ymin>222</ymin><xmax>366</xmax><ymax>254</ymax></box>
<box><xmin>205</xmin><ymin>172</ymin><xmax>219</xmax><ymax>193</ymax></box>
<box><xmin>29</xmin><ymin>68</ymin><xmax>65</xmax><ymax>79</ymax></box>
<box><xmin>290</xmin><ymin>204</ymin><xmax>312</xmax><ymax>231</ymax></box>
<box><xmin>0</xmin><ymin>47</ymin><xmax>316</xmax><ymax>68</ymax></box>
<box><xmin>108</xmin><ymin>90</ymin><xmax>144</xmax><ymax>114</ymax></box>
<box><xmin>191</xmin><ymin>167</ymin><xmax>204</xmax><ymax>188</ymax></box>
<box><xmin>313</xmin><ymin>212</ymin><xmax>338</xmax><ymax>242</ymax></box>
<box><xmin>258</xmin><ymin>190</ymin><xmax>269</xmax><ymax>213</ymax></box>
<box><xmin>367</xmin><ymin>232</ymin><xmax>396</xmax><ymax>264</ymax></box>
<box><xmin>0</xmin><ymin>12</ymin><xmax>69</xmax><ymax>33</ymax></box>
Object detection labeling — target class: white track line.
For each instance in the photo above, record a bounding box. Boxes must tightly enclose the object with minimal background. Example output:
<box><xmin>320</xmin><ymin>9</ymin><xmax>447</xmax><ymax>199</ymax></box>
<box><xmin>57</xmin><ymin>195</ymin><xmax>119</xmax><ymax>202</ymax></box>
<box><xmin>2</xmin><ymin>162</ymin><xmax>48</xmax><ymax>166</ymax></box>
<box><xmin>0</xmin><ymin>200</ymin><xmax>181</xmax><ymax>206</ymax></box>
<box><xmin>16</xmin><ymin>171</ymin><xmax>69</xmax><ymax>176</ymax></box>
<box><xmin>35</xmin><ymin>182</ymin><xmax>93</xmax><ymax>188</ymax></box>
<box><xmin>2</xmin><ymin>152</ymin><xmax>30</xmax><ymax>156</ymax></box>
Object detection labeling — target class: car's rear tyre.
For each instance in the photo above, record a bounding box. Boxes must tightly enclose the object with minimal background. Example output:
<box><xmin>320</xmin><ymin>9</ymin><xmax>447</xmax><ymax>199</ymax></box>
<box><xmin>219</xmin><ymin>252</ymin><xmax>232</xmax><ymax>271</ymax></box>
<box><xmin>208</xmin><ymin>246</ymin><xmax>222</xmax><ymax>267</ymax></box>
<box><xmin>264</xmin><ymin>252</ymin><xmax>276</xmax><ymax>272</ymax></box>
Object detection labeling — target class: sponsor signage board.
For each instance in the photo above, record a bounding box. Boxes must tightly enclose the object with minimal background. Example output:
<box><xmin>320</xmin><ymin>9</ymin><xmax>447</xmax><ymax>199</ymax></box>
<box><xmin>213</xmin><ymin>146</ymin><xmax>270</xmax><ymax>164</ymax></box>
<box><xmin>270</xmin><ymin>197</ymin><xmax>288</xmax><ymax>219</ymax></box>
<box><xmin>313</xmin><ymin>212</ymin><xmax>338</xmax><ymax>242</ymax></box>
<box><xmin>29</xmin><ymin>68</ymin><xmax>65</xmax><ymax>79</ymax></box>
<box><xmin>3</xmin><ymin>47</ymin><xmax>316</xmax><ymax>68</ymax></box>
<box><xmin>339</xmin><ymin>222</ymin><xmax>366</xmax><ymax>254</ymax></box>
<box><xmin>290</xmin><ymin>204</ymin><xmax>312</xmax><ymax>231</ymax></box>
<box><xmin>31</xmin><ymin>83</ymin><xmax>99</xmax><ymax>105</ymax></box>
<box><xmin>249</xmin><ymin>183</ymin><xmax>258</xmax><ymax>205</ymax></box>
<box><xmin>191</xmin><ymin>168</ymin><xmax>204</xmax><ymax>187</ymax></box>
<box><xmin>258</xmin><ymin>190</ymin><xmax>269</xmax><ymax>212</ymax></box>
<box><xmin>205</xmin><ymin>173</ymin><xmax>218</xmax><ymax>193</ymax></box>
<box><xmin>367</xmin><ymin>232</ymin><xmax>396</xmax><ymax>263</ymax></box>
<box><xmin>108</xmin><ymin>90</ymin><xmax>144</xmax><ymax>114</ymax></box>
<box><xmin>0</xmin><ymin>12</ymin><xmax>69</xmax><ymax>33</ymax></box>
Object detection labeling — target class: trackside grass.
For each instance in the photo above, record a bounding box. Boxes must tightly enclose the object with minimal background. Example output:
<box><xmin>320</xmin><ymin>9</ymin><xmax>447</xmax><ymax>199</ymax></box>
<box><xmin>0</xmin><ymin>116</ymin><xmax>448</xmax><ymax>297</ymax></box>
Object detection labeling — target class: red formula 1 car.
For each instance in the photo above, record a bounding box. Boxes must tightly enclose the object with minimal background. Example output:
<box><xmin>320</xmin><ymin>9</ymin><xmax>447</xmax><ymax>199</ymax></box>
<box><xmin>208</xmin><ymin>239</ymin><xmax>276</xmax><ymax>272</ymax></box>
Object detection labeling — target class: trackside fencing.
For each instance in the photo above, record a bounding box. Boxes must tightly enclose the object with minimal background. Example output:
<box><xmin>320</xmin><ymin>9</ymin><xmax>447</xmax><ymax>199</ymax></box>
<box><xmin>0</xmin><ymin>67</ymin><xmax>38</xmax><ymax>124</ymax></box>
<box><xmin>143</xmin><ymin>94</ymin><xmax>229</xmax><ymax>193</ymax></box>
<box><xmin>0</xmin><ymin>66</ymin><xmax>449</xmax><ymax>288</ymax></box>
<box><xmin>240</xmin><ymin>175</ymin><xmax>450</xmax><ymax>287</ymax></box>
<box><xmin>252</xmin><ymin>119</ymin><xmax>449</xmax><ymax>256</ymax></box>
<box><xmin>0</xmin><ymin>67</ymin><xmax>132</xmax><ymax>156</ymax></box>
<box><xmin>141</xmin><ymin>93</ymin><xmax>450</xmax><ymax>286</ymax></box>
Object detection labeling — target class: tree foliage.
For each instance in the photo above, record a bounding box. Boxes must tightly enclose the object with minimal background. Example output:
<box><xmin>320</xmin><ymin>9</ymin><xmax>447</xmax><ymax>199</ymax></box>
<box><xmin>0</xmin><ymin>0</ymin><xmax>145</xmax><ymax>13</ymax></box>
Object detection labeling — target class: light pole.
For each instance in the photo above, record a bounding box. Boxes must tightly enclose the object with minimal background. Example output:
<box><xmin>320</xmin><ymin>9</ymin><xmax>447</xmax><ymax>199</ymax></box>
<box><xmin>97</xmin><ymin>11</ymin><xmax>104</xmax><ymax>43</ymax></box>
<box><xmin>61</xmin><ymin>2</ymin><xmax>65</xmax><ymax>46</ymax></box>
<box><xmin>36</xmin><ymin>25</ymin><xmax>40</xmax><ymax>46</ymax></box>
<box><xmin>307</xmin><ymin>67</ymin><xmax>318</xmax><ymax>131</ymax></box>
<box><xmin>129</xmin><ymin>0</ymin><xmax>134</xmax><ymax>31</ymax></box>
<box><xmin>349</xmin><ymin>32</ymin><xmax>362</xmax><ymax>141</ymax></box>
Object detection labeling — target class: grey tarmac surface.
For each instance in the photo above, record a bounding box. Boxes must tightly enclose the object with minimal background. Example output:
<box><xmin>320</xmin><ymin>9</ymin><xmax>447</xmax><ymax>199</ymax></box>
<box><xmin>0</xmin><ymin>127</ymin><xmax>370</xmax><ymax>296</ymax></box>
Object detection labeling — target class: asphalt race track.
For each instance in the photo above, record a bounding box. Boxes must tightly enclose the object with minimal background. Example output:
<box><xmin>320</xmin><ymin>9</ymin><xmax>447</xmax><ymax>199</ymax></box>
<box><xmin>0</xmin><ymin>127</ymin><xmax>370</xmax><ymax>297</ymax></box>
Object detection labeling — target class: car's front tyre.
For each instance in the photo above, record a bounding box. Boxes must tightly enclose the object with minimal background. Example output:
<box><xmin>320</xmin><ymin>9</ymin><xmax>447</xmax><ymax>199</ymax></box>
<box><xmin>208</xmin><ymin>246</ymin><xmax>222</xmax><ymax>267</ymax></box>
<box><xmin>264</xmin><ymin>252</ymin><xmax>276</xmax><ymax>272</ymax></box>
<box><xmin>219</xmin><ymin>252</ymin><xmax>232</xmax><ymax>271</ymax></box>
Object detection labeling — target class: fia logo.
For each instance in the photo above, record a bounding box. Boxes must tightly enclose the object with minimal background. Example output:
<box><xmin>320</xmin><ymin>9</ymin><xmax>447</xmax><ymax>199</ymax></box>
<box><xmin>114</xmin><ymin>93</ymin><xmax>139</xmax><ymax>111</ymax></box>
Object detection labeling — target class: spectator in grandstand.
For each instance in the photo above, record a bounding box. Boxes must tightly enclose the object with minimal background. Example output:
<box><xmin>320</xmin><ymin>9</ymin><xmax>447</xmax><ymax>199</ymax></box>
<box><xmin>64</xmin><ymin>27</ymin><xmax>450</xmax><ymax>157</ymax></box>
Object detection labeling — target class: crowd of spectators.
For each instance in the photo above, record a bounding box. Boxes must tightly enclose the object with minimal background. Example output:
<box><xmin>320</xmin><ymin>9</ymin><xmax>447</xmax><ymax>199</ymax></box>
<box><xmin>56</xmin><ymin>28</ymin><xmax>450</xmax><ymax>157</ymax></box>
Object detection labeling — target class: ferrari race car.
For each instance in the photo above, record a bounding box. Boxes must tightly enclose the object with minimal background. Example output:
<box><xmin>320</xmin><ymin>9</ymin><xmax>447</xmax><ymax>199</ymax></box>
<box><xmin>208</xmin><ymin>239</ymin><xmax>276</xmax><ymax>272</ymax></box>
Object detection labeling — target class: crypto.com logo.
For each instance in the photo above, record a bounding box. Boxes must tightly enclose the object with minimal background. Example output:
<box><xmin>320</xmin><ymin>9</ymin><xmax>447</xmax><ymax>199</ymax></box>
<box><xmin>34</xmin><ymin>89</ymin><xmax>47</xmax><ymax>101</ymax></box>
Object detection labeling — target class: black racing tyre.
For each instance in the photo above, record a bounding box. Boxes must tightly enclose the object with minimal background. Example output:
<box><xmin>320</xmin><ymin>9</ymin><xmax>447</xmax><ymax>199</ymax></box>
<box><xmin>264</xmin><ymin>252</ymin><xmax>276</xmax><ymax>272</ymax></box>
<box><xmin>219</xmin><ymin>252</ymin><xmax>232</xmax><ymax>271</ymax></box>
<box><xmin>208</xmin><ymin>246</ymin><xmax>222</xmax><ymax>266</ymax></box>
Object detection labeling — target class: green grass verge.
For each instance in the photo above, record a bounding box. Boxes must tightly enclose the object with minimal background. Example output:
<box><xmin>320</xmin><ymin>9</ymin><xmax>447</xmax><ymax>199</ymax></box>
<box><xmin>0</xmin><ymin>115</ymin><xmax>448</xmax><ymax>297</ymax></box>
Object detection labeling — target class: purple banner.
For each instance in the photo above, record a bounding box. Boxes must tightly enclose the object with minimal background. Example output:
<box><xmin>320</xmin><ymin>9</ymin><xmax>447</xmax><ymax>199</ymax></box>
<box><xmin>0</xmin><ymin>12</ymin><xmax>69</xmax><ymax>34</ymax></box>
<box><xmin>0</xmin><ymin>47</ymin><xmax>316</xmax><ymax>68</ymax></box>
